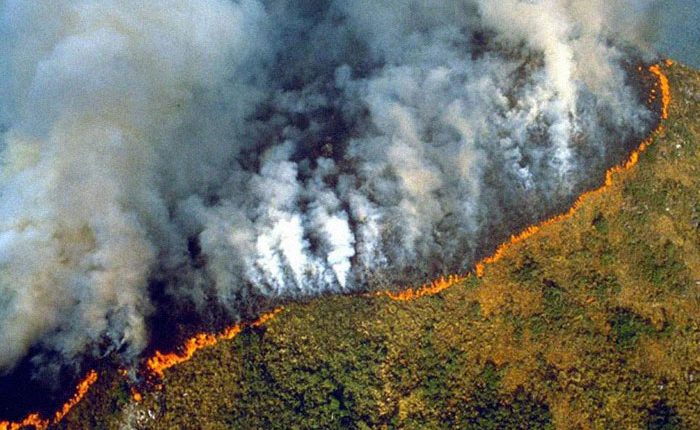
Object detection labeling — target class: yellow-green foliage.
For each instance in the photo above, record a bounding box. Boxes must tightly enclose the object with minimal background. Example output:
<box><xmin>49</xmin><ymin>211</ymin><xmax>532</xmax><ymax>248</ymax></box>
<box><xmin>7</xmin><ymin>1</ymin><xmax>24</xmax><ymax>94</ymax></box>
<box><xmin>62</xmin><ymin>62</ymin><xmax>700</xmax><ymax>430</ymax></box>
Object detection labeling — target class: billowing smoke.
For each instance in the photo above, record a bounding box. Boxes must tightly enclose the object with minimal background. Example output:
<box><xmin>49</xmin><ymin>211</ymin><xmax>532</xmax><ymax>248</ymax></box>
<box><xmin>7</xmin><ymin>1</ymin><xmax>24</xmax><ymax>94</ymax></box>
<box><xmin>0</xmin><ymin>0</ymin><xmax>679</xmax><ymax>372</ymax></box>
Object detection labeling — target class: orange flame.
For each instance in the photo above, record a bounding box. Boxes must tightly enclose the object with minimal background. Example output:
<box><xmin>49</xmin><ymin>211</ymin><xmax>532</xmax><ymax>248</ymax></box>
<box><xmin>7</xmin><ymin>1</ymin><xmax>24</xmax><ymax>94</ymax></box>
<box><xmin>0</xmin><ymin>60</ymin><xmax>673</xmax><ymax>429</ymax></box>
<box><xmin>53</xmin><ymin>370</ymin><xmax>98</xmax><ymax>424</ymax></box>
<box><xmin>385</xmin><ymin>274</ymin><xmax>468</xmax><ymax>301</ymax></box>
<box><xmin>387</xmin><ymin>62</ymin><xmax>672</xmax><ymax>299</ymax></box>
<box><xmin>131</xmin><ymin>387</ymin><xmax>143</xmax><ymax>402</ymax></box>
<box><xmin>146</xmin><ymin>308</ymin><xmax>283</xmax><ymax>378</ymax></box>
<box><xmin>0</xmin><ymin>370</ymin><xmax>98</xmax><ymax>430</ymax></box>
<box><xmin>474</xmin><ymin>63</ymin><xmax>671</xmax><ymax>278</ymax></box>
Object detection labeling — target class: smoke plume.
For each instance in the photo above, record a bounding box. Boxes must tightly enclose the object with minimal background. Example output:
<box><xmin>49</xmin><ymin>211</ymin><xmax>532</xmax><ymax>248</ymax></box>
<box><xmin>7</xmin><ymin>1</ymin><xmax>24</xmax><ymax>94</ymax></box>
<box><xmin>0</xmin><ymin>0</ymin><xmax>681</xmax><ymax>372</ymax></box>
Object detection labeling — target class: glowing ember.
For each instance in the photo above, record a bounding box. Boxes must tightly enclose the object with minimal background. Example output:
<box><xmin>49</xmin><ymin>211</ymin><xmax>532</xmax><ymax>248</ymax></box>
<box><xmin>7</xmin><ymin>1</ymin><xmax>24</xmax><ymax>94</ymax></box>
<box><xmin>131</xmin><ymin>388</ymin><xmax>143</xmax><ymax>402</ymax></box>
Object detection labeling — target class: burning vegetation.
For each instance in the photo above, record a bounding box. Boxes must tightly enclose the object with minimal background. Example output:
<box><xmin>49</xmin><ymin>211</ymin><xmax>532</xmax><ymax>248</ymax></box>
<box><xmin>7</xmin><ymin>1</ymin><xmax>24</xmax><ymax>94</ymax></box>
<box><xmin>122</xmin><ymin>61</ymin><xmax>695</xmax><ymax>429</ymax></box>
<box><xmin>50</xmin><ymin>60</ymin><xmax>700</xmax><ymax>429</ymax></box>
<box><xmin>0</xmin><ymin>371</ymin><xmax>96</xmax><ymax>430</ymax></box>
<box><xmin>1</xmin><ymin>60</ymin><xmax>681</xmax><ymax>429</ymax></box>
<box><xmin>145</xmin><ymin>309</ymin><xmax>283</xmax><ymax>379</ymax></box>
<box><xmin>0</xmin><ymin>1</ymin><xmax>668</xmax><ymax>383</ymax></box>
<box><xmin>384</xmin><ymin>61</ymin><xmax>672</xmax><ymax>303</ymax></box>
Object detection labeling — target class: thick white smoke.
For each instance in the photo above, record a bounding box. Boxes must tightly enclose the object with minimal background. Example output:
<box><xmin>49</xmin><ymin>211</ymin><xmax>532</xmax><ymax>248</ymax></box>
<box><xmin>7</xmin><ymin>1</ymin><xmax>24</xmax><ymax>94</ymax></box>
<box><xmin>0</xmin><ymin>0</ymin><xmax>269</xmax><ymax>369</ymax></box>
<box><xmin>0</xmin><ymin>0</ymin><xmax>680</xmax><ymax>372</ymax></box>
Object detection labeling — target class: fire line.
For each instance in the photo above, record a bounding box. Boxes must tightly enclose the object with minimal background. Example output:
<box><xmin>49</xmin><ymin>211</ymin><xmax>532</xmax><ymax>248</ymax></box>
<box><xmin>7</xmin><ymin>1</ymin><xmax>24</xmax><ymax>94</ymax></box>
<box><xmin>386</xmin><ymin>60</ymin><xmax>672</xmax><ymax>301</ymax></box>
<box><xmin>146</xmin><ymin>308</ymin><xmax>283</xmax><ymax>379</ymax></box>
<box><xmin>0</xmin><ymin>61</ymin><xmax>672</xmax><ymax>429</ymax></box>
<box><xmin>0</xmin><ymin>370</ymin><xmax>98</xmax><ymax>430</ymax></box>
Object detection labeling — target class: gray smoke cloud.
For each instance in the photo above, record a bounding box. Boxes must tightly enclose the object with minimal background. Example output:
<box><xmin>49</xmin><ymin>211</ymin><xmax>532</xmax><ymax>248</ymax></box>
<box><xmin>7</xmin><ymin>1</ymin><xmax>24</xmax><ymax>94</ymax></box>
<box><xmin>0</xmin><ymin>0</ymin><xmax>684</xmax><ymax>372</ymax></box>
